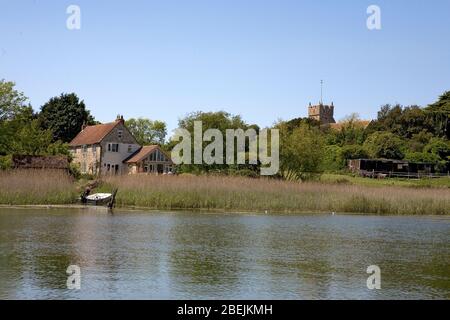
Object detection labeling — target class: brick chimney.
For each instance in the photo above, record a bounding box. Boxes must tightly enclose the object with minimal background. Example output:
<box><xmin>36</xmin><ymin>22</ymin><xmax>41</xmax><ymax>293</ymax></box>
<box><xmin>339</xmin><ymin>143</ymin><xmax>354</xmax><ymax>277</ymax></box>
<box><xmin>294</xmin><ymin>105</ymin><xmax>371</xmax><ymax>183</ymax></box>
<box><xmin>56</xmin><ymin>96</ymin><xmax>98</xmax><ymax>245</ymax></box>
<box><xmin>116</xmin><ymin>114</ymin><xmax>125</xmax><ymax>124</ymax></box>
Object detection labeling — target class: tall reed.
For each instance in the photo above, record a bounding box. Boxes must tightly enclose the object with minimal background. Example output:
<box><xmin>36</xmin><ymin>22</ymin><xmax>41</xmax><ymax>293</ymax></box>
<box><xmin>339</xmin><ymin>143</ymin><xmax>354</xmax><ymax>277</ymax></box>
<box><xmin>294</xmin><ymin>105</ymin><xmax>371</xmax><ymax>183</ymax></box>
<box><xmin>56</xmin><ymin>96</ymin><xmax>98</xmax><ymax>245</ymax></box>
<box><xmin>102</xmin><ymin>174</ymin><xmax>450</xmax><ymax>215</ymax></box>
<box><xmin>0</xmin><ymin>170</ymin><xmax>78</xmax><ymax>205</ymax></box>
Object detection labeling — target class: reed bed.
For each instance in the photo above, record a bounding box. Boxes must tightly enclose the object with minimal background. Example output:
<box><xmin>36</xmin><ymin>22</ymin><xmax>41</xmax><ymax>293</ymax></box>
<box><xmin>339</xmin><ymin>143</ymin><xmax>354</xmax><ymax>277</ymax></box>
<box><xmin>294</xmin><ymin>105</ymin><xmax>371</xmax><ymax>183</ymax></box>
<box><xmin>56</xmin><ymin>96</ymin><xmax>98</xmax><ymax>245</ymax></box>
<box><xmin>0</xmin><ymin>170</ymin><xmax>78</xmax><ymax>205</ymax></box>
<box><xmin>102</xmin><ymin>174</ymin><xmax>450</xmax><ymax>215</ymax></box>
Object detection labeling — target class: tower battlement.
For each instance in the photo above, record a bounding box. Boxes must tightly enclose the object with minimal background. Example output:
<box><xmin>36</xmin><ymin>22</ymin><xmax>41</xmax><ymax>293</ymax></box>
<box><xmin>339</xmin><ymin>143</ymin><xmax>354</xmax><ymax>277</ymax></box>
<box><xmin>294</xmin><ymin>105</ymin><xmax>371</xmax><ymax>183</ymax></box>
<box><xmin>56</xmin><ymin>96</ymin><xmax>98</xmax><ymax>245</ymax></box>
<box><xmin>308</xmin><ymin>102</ymin><xmax>336</xmax><ymax>125</ymax></box>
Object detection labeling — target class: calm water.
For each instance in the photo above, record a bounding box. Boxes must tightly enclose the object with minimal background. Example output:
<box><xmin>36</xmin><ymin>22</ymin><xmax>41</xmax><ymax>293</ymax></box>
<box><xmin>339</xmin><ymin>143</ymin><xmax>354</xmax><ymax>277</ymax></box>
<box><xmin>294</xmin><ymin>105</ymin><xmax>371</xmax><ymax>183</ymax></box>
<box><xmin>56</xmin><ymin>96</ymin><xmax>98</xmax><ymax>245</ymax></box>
<box><xmin>0</xmin><ymin>208</ymin><xmax>449</xmax><ymax>300</ymax></box>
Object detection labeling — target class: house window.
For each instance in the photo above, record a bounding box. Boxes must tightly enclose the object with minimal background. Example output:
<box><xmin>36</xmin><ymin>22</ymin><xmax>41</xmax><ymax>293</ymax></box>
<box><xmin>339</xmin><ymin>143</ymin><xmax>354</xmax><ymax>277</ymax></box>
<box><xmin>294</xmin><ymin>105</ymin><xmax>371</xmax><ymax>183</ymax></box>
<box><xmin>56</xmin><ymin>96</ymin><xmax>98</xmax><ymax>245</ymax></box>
<box><xmin>118</xmin><ymin>130</ymin><xmax>123</xmax><ymax>139</ymax></box>
<box><xmin>108</xmin><ymin>143</ymin><xmax>119</xmax><ymax>152</ymax></box>
<box><xmin>107</xmin><ymin>164</ymin><xmax>110</xmax><ymax>172</ymax></box>
<box><xmin>82</xmin><ymin>145</ymin><xmax>87</xmax><ymax>153</ymax></box>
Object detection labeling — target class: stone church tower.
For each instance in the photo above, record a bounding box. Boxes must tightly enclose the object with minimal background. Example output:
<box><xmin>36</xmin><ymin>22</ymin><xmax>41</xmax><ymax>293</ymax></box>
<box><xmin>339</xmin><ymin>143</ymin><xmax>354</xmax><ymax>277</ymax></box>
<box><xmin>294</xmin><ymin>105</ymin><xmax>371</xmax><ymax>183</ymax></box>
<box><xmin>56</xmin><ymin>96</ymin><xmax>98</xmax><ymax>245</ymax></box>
<box><xmin>308</xmin><ymin>102</ymin><xmax>336</xmax><ymax>125</ymax></box>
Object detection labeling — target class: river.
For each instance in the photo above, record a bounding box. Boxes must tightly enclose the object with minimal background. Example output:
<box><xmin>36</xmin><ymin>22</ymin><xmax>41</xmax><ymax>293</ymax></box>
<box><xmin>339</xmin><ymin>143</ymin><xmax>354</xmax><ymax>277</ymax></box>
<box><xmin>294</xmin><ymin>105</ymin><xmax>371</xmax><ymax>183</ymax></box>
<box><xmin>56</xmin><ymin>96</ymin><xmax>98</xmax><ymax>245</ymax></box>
<box><xmin>0</xmin><ymin>208</ymin><xmax>448</xmax><ymax>299</ymax></box>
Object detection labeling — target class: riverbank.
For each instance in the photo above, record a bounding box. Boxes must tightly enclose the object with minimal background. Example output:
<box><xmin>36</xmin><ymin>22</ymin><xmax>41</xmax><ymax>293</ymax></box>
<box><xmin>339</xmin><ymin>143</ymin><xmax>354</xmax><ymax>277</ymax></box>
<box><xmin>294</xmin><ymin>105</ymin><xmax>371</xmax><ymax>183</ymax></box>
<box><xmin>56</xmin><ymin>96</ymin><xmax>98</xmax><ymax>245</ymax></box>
<box><xmin>1</xmin><ymin>170</ymin><xmax>449</xmax><ymax>215</ymax></box>
<box><xmin>98</xmin><ymin>174</ymin><xmax>450</xmax><ymax>215</ymax></box>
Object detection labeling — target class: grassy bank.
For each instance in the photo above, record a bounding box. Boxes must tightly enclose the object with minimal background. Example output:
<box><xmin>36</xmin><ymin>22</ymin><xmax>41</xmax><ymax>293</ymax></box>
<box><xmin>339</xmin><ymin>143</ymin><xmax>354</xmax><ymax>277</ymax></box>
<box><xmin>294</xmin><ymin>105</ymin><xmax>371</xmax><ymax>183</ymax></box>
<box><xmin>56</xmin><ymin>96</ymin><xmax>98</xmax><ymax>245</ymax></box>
<box><xmin>1</xmin><ymin>171</ymin><xmax>448</xmax><ymax>215</ymax></box>
<box><xmin>0</xmin><ymin>170</ymin><xmax>78</xmax><ymax>205</ymax></box>
<box><xmin>320</xmin><ymin>173</ymin><xmax>450</xmax><ymax>188</ymax></box>
<box><xmin>100</xmin><ymin>174</ymin><xmax>450</xmax><ymax>215</ymax></box>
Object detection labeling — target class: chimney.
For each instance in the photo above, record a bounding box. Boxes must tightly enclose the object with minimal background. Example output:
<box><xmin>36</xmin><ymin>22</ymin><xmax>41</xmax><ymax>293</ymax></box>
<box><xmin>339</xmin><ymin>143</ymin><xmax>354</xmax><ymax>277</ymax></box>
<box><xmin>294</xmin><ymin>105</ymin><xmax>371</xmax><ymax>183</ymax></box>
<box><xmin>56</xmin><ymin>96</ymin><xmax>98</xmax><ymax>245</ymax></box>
<box><xmin>81</xmin><ymin>121</ymin><xmax>87</xmax><ymax>131</ymax></box>
<box><xmin>116</xmin><ymin>114</ymin><xmax>125</xmax><ymax>124</ymax></box>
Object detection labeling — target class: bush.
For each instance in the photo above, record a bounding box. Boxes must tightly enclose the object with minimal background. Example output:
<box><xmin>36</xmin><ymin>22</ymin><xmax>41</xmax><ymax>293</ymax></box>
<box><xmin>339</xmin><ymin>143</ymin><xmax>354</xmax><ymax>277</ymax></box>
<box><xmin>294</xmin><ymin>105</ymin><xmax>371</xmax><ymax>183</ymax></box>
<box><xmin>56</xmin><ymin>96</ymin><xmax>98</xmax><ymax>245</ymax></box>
<box><xmin>0</xmin><ymin>155</ymin><xmax>13</xmax><ymax>170</ymax></box>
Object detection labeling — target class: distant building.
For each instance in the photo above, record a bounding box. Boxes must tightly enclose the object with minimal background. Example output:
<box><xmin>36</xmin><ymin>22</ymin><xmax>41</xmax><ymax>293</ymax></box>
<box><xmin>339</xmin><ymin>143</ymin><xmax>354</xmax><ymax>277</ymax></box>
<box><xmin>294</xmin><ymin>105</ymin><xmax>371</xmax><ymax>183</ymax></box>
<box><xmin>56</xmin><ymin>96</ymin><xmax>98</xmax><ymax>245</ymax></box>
<box><xmin>348</xmin><ymin>159</ymin><xmax>436</xmax><ymax>178</ymax></box>
<box><xmin>308</xmin><ymin>102</ymin><xmax>336</xmax><ymax>125</ymax></box>
<box><xmin>12</xmin><ymin>155</ymin><xmax>69</xmax><ymax>171</ymax></box>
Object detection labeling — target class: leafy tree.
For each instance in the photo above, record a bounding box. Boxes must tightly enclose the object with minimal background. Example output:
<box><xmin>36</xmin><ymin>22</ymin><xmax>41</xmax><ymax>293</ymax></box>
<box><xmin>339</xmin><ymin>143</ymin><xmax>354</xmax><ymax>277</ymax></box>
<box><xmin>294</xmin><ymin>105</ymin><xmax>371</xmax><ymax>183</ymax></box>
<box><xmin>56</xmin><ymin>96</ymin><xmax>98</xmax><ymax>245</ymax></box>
<box><xmin>0</xmin><ymin>79</ymin><xmax>29</xmax><ymax>121</ymax></box>
<box><xmin>404</xmin><ymin>152</ymin><xmax>440</xmax><ymax>164</ymax></box>
<box><xmin>332</xmin><ymin>113</ymin><xmax>367</xmax><ymax>146</ymax></box>
<box><xmin>363</xmin><ymin>132</ymin><xmax>405</xmax><ymax>159</ymax></box>
<box><xmin>38</xmin><ymin>93</ymin><xmax>95</xmax><ymax>142</ymax></box>
<box><xmin>366</xmin><ymin>104</ymin><xmax>433</xmax><ymax>138</ymax></box>
<box><xmin>9</xmin><ymin>119</ymin><xmax>54</xmax><ymax>155</ymax></box>
<box><xmin>321</xmin><ymin>145</ymin><xmax>343</xmax><ymax>171</ymax></box>
<box><xmin>423</xmin><ymin>138</ymin><xmax>450</xmax><ymax>161</ymax></box>
<box><xmin>426</xmin><ymin>91</ymin><xmax>450</xmax><ymax>139</ymax></box>
<box><xmin>173</xmin><ymin>111</ymin><xmax>259</xmax><ymax>174</ymax></box>
<box><xmin>125</xmin><ymin>117</ymin><xmax>167</xmax><ymax>145</ymax></box>
<box><xmin>278</xmin><ymin>122</ymin><xmax>325</xmax><ymax>180</ymax></box>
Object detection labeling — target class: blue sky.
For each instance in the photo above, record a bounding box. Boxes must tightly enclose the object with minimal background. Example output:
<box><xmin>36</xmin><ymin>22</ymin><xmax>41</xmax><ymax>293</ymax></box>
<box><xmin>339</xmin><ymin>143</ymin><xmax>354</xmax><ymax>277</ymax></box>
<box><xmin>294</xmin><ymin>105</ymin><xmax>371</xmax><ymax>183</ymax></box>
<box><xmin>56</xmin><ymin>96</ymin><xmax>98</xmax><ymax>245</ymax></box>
<box><xmin>1</xmin><ymin>0</ymin><xmax>449</xmax><ymax>133</ymax></box>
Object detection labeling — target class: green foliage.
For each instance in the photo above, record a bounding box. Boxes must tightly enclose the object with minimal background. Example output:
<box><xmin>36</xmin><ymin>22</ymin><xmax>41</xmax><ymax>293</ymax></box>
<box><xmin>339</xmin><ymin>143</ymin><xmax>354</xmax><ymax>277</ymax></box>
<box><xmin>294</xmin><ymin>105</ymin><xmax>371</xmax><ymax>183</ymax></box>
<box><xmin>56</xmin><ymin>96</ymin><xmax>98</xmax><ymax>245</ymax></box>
<box><xmin>0</xmin><ymin>155</ymin><xmax>13</xmax><ymax>170</ymax></box>
<box><xmin>332</xmin><ymin>113</ymin><xmax>367</xmax><ymax>145</ymax></box>
<box><xmin>367</xmin><ymin>104</ymin><xmax>433</xmax><ymax>138</ymax></box>
<box><xmin>321</xmin><ymin>145</ymin><xmax>343</xmax><ymax>172</ymax></box>
<box><xmin>68</xmin><ymin>162</ymin><xmax>81</xmax><ymax>179</ymax></box>
<box><xmin>125</xmin><ymin>117</ymin><xmax>167</xmax><ymax>145</ymax></box>
<box><xmin>404</xmin><ymin>152</ymin><xmax>440</xmax><ymax>164</ymax></box>
<box><xmin>341</xmin><ymin>144</ymin><xmax>369</xmax><ymax>161</ymax></box>
<box><xmin>426</xmin><ymin>91</ymin><xmax>450</xmax><ymax>139</ymax></box>
<box><xmin>363</xmin><ymin>131</ymin><xmax>405</xmax><ymax>159</ymax></box>
<box><xmin>0</xmin><ymin>79</ymin><xmax>29</xmax><ymax>121</ymax></box>
<box><xmin>174</xmin><ymin>111</ymin><xmax>260</xmax><ymax>174</ymax></box>
<box><xmin>423</xmin><ymin>138</ymin><xmax>450</xmax><ymax>159</ymax></box>
<box><xmin>278</xmin><ymin>123</ymin><xmax>325</xmax><ymax>180</ymax></box>
<box><xmin>38</xmin><ymin>93</ymin><xmax>95</xmax><ymax>143</ymax></box>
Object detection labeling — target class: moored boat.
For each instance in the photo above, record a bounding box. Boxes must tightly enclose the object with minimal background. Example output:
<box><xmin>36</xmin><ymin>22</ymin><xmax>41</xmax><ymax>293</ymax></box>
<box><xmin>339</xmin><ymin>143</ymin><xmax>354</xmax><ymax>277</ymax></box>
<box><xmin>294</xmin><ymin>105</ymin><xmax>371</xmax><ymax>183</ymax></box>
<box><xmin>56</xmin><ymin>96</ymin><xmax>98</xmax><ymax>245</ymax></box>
<box><xmin>81</xmin><ymin>188</ymin><xmax>118</xmax><ymax>208</ymax></box>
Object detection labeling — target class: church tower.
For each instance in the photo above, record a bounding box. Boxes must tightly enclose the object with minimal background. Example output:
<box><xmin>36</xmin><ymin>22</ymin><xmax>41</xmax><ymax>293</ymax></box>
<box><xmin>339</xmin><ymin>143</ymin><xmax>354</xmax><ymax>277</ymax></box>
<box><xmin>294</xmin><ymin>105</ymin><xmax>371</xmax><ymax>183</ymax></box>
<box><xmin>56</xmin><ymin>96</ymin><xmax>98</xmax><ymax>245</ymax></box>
<box><xmin>308</xmin><ymin>102</ymin><xmax>336</xmax><ymax>125</ymax></box>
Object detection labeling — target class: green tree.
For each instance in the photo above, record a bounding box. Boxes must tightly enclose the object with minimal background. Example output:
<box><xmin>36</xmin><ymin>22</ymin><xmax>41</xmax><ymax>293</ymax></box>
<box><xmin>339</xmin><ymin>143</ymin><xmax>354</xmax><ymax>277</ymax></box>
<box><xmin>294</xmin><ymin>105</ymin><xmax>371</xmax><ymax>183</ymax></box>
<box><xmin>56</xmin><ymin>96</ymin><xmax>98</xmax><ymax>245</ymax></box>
<box><xmin>332</xmin><ymin>113</ymin><xmax>367</xmax><ymax>145</ymax></box>
<box><xmin>125</xmin><ymin>117</ymin><xmax>167</xmax><ymax>145</ymax></box>
<box><xmin>363</xmin><ymin>132</ymin><xmax>405</xmax><ymax>159</ymax></box>
<box><xmin>38</xmin><ymin>93</ymin><xmax>95</xmax><ymax>142</ymax></box>
<box><xmin>424</xmin><ymin>138</ymin><xmax>450</xmax><ymax>161</ymax></box>
<box><xmin>426</xmin><ymin>91</ymin><xmax>450</xmax><ymax>139</ymax></box>
<box><xmin>0</xmin><ymin>79</ymin><xmax>29</xmax><ymax>121</ymax></box>
<box><xmin>172</xmin><ymin>111</ymin><xmax>259</xmax><ymax>174</ymax></box>
<box><xmin>278</xmin><ymin>122</ymin><xmax>325</xmax><ymax>180</ymax></box>
<box><xmin>366</xmin><ymin>104</ymin><xmax>433</xmax><ymax>138</ymax></box>
<box><xmin>10</xmin><ymin>119</ymin><xmax>54</xmax><ymax>155</ymax></box>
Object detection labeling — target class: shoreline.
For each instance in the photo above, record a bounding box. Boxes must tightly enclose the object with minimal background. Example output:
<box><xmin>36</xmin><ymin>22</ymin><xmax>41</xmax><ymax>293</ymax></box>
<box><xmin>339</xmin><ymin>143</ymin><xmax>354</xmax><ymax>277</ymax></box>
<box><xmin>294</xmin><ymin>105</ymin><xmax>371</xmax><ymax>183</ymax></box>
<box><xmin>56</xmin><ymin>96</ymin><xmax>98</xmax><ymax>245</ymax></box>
<box><xmin>1</xmin><ymin>204</ymin><xmax>449</xmax><ymax>216</ymax></box>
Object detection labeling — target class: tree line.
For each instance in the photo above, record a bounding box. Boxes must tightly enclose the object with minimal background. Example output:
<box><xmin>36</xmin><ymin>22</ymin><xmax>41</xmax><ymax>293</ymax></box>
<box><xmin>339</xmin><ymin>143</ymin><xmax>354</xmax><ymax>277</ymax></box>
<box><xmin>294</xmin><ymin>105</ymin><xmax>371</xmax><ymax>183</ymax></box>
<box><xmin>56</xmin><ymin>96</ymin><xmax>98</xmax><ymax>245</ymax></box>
<box><xmin>1</xmin><ymin>78</ymin><xmax>449</xmax><ymax>178</ymax></box>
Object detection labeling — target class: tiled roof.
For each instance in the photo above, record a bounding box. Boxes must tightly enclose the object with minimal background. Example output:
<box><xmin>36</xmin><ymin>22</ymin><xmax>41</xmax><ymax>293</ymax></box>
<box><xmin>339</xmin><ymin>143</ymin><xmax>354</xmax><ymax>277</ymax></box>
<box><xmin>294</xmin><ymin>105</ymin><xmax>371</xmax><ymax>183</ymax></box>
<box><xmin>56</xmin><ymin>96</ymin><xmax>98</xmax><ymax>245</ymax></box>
<box><xmin>69</xmin><ymin>121</ymin><xmax>120</xmax><ymax>146</ymax></box>
<box><xmin>124</xmin><ymin>145</ymin><xmax>159</xmax><ymax>163</ymax></box>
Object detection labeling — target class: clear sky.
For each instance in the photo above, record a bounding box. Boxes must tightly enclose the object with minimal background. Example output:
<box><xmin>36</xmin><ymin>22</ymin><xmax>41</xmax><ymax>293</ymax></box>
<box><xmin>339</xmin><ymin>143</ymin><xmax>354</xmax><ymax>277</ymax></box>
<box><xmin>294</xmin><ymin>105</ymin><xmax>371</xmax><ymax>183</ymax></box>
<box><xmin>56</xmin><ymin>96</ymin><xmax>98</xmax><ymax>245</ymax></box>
<box><xmin>1</xmin><ymin>0</ymin><xmax>449</xmax><ymax>133</ymax></box>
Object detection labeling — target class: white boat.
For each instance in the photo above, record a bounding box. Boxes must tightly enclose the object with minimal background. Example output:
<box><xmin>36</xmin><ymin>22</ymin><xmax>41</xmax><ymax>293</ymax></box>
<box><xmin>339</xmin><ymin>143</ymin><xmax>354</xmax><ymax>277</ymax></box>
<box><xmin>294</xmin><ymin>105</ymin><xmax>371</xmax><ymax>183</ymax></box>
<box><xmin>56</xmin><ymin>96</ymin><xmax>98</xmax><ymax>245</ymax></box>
<box><xmin>81</xmin><ymin>189</ymin><xmax>118</xmax><ymax>207</ymax></box>
<box><xmin>85</xmin><ymin>193</ymin><xmax>112</xmax><ymax>205</ymax></box>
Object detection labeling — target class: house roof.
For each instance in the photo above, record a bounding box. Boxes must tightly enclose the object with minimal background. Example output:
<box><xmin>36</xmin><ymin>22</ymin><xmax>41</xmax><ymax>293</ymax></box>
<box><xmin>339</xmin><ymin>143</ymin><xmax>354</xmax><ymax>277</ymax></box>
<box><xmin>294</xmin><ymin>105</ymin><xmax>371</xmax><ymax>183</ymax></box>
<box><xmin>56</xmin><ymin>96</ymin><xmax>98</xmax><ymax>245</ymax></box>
<box><xmin>124</xmin><ymin>145</ymin><xmax>158</xmax><ymax>163</ymax></box>
<box><xmin>12</xmin><ymin>155</ymin><xmax>69</xmax><ymax>169</ymax></box>
<box><xmin>124</xmin><ymin>145</ymin><xmax>173</xmax><ymax>164</ymax></box>
<box><xmin>69</xmin><ymin>121</ymin><xmax>120</xmax><ymax>146</ymax></box>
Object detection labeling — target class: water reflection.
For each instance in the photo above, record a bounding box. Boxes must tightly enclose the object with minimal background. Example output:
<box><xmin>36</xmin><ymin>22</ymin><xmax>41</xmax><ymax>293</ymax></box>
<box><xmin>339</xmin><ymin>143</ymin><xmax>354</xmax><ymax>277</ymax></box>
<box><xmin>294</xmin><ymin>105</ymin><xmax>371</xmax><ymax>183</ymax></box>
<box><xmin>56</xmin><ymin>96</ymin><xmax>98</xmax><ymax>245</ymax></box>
<box><xmin>0</xmin><ymin>208</ymin><xmax>448</xmax><ymax>299</ymax></box>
